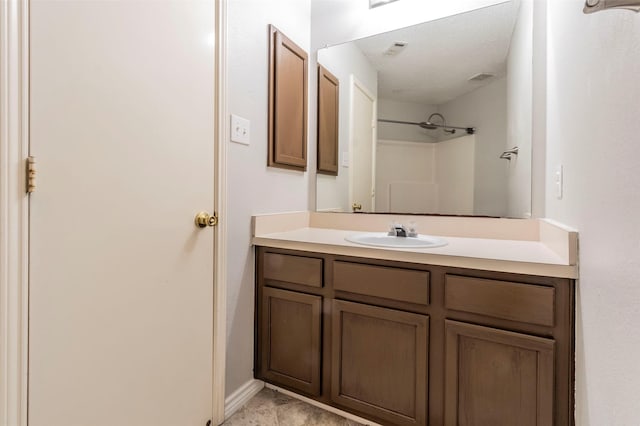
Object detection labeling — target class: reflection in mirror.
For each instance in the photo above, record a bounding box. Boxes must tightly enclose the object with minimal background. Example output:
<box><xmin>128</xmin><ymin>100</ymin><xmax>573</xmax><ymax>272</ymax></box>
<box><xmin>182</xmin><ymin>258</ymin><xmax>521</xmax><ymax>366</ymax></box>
<box><xmin>316</xmin><ymin>0</ymin><xmax>533</xmax><ymax>218</ymax></box>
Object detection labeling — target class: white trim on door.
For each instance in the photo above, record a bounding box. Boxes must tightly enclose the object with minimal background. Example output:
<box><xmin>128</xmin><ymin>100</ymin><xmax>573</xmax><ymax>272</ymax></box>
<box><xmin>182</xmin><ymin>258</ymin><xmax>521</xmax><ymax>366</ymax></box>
<box><xmin>348</xmin><ymin>75</ymin><xmax>355</xmax><ymax>210</ymax></box>
<box><xmin>0</xmin><ymin>1</ymin><xmax>30</xmax><ymax>425</ymax></box>
<box><xmin>371</xmin><ymin>94</ymin><xmax>378</xmax><ymax>210</ymax></box>
<box><xmin>212</xmin><ymin>0</ymin><xmax>228</xmax><ymax>424</ymax></box>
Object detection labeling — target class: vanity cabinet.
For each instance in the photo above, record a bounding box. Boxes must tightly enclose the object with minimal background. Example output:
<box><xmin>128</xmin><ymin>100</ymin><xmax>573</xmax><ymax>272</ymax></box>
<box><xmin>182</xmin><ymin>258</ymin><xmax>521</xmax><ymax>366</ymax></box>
<box><xmin>257</xmin><ymin>251</ymin><xmax>324</xmax><ymax>396</ymax></box>
<box><xmin>332</xmin><ymin>300</ymin><xmax>428</xmax><ymax>426</ymax></box>
<box><xmin>441</xmin><ymin>274</ymin><xmax>573</xmax><ymax>426</ymax></box>
<box><xmin>254</xmin><ymin>247</ymin><xmax>575</xmax><ymax>426</ymax></box>
<box><xmin>259</xmin><ymin>287</ymin><xmax>322</xmax><ymax>396</ymax></box>
<box><xmin>444</xmin><ymin>320</ymin><xmax>554</xmax><ymax>426</ymax></box>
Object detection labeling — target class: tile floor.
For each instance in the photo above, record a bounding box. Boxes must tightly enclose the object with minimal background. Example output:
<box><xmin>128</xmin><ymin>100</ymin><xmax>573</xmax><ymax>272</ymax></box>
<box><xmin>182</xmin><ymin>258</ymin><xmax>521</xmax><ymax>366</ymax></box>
<box><xmin>222</xmin><ymin>388</ymin><xmax>364</xmax><ymax>426</ymax></box>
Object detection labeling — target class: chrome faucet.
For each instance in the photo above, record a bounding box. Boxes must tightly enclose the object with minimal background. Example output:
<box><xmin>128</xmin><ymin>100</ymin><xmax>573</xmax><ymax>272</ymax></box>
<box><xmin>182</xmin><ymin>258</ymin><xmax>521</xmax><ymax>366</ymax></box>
<box><xmin>393</xmin><ymin>225</ymin><xmax>408</xmax><ymax>237</ymax></box>
<box><xmin>387</xmin><ymin>222</ymin><xmax>418</xmax><ymax>238</ymax></box>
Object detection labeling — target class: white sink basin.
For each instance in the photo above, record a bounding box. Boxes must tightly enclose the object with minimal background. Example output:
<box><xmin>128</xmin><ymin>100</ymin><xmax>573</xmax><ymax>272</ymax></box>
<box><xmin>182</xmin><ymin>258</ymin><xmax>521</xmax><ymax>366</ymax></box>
<box><xmin>345</xmin><ymin>232</ymin><xmax>448</xmax><ymax>249</ymax></box>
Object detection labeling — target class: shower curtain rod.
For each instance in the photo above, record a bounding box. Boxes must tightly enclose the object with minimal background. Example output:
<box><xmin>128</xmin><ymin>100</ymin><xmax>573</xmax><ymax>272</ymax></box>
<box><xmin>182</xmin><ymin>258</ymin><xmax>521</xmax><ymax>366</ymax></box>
<box><xmin>378</xmin><ymin>118</ymin><xmax>476</xmax><ymax>135</ymax></box>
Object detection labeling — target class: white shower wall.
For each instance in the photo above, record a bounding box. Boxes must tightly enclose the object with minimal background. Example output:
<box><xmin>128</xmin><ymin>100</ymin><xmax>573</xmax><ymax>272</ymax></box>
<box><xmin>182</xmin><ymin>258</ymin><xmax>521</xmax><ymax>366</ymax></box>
<box><xmin>375</xmin><ymin>140</ymin><xmax>436</xmax><ymax>213</ymax></box>
<box><xmin>435</xmin><ymin>135</ymin><xmax>475</xmax><ymax>215</ymax></box>
<box><xmin>379</xmin><ymin>79</ymin><xmax>509</xmax><ymax>217</ymax></box>
<box><xmin>438</xmin><ymin>77</ymin><xmax>509</xmax><ymax>217</ymax></box>
<box><xmin>376</xmin><ymin>136</ymin><xmax>475</xmax><ymax>214</ymax></box>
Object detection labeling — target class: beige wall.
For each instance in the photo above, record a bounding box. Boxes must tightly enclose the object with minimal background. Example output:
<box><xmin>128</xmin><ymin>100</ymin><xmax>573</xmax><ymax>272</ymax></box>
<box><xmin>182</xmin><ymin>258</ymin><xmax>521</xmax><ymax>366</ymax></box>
<box><xmin>545</xmin><ymin>1</ymin><xmax>640</xmax><ymax>424</ymax></box>
<box><xmin>316</xmin><ymin>43</ymin><xmax>378</xmax><ymax>212</ymax></box>
<box><xmin>226</xmin><ymin>0</ymin><xmax>311</xmax><ymax>396</ymax></box>
<box><xmin>227</xmin><ymin>3</ymin><xmax>640</xmax><ymax>422</ymax></box>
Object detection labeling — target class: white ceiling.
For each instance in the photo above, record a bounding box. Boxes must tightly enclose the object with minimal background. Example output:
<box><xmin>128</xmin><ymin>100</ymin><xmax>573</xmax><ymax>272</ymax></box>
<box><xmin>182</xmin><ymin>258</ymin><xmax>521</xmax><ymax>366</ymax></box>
<box><xmin>354</xmin><ymin>0</ymin><xmax>520</xmax><ymax>105</ymax></box>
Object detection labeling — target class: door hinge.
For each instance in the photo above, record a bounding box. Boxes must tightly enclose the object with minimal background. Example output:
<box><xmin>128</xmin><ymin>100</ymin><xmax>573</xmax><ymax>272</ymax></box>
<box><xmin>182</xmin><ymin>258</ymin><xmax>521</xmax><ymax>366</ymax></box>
<box><xmin>26</xmin><ymin>156</ymin><xmax>36</xmax><ymax>193</ymax></box>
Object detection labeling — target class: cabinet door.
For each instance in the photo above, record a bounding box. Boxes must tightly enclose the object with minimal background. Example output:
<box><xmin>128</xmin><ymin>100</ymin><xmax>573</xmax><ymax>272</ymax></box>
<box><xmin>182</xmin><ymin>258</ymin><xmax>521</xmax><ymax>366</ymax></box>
<box><xmin>444</xmin><ymin>320</ymin><xmax>554</xmax><ymax>426</ymax></box>
<box><xmin>260</xmin><ymin>287</ymin><xmax>321</xmax><ymax>396</ymax></box>
<box><xmin>332</xmin><ymin>300</ymin><xmax>428</xmax><ymax>426</ymax></box>
<box><xmin>268</xmin><ymin>25</ymin><xmax>307</xmax><ymax>170</ymax></box>
<box><xmin>317</xmin><ymin>64</ymin><xmax>339</xmax><ymax>175</ymax></box>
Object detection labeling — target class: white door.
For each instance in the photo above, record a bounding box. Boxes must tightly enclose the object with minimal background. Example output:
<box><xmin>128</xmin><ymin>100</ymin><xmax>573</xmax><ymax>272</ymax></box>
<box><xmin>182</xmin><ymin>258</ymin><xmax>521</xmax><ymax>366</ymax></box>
<box><xmin>29</xmin><ymin>2</ymin><xmax>216</xmax><ymax>426</ymax></box>
<box><xmin>349</xmin><ymin>76</ymin><xmax>376</xmax><ymax>212</ymax></box>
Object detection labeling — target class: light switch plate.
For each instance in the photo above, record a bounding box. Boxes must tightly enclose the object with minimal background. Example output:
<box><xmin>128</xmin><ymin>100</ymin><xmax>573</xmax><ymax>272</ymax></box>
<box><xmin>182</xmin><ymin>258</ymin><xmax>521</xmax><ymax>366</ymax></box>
<box><xmin>231</xmin><ymin>114</ymin><xmax>250</xmax><ymax>145</ymax></box>
<box><xmin>555</xmin><ymin>164</ymin><xmax>563</xmax><ymax>200</ymax></box>
<box><xmin>341</xmin><ymin>152</ymin><xmax>349</xmax><ymax>167</ymax></box>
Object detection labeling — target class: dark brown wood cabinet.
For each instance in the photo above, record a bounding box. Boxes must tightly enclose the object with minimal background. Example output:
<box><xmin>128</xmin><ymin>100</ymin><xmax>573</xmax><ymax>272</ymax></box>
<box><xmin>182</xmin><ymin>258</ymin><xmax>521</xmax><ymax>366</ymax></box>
<box><xmin>317</xmin><ymin>64</ymin><xmax>339</xmax><ymax>175</ymax></box>
<box><xmin>444</xmin><ymin>320</ymin><xmax>554</xmax><ymax>426</ymax></box>
<box><xmin>268</xmin><ymin>25</ymin><xmax>308</xmax><ymax>171</ymax></box>
<box><xmin>332</xmin><ymin>300</ymin><xmax>428</xmax><ymax>426</ymax></box>
<box><xmin>255</xmin><ymin>247</ymin><xmax>575</xmax><ymax>426</ymax></box>
<box><xmin>259</xmin><ymin>286</ymin><xmax>322</xmax><ymax>396</ymax></box>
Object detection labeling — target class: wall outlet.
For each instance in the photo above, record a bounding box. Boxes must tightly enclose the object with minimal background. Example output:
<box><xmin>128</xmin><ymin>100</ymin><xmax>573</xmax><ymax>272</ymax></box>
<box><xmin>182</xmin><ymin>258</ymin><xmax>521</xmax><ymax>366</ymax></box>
<box><xmin>231</xmin><ymin>114</ymin><xmax>250</xmax><ymax>145</ymax></box>
<box><xmin>555</xmin><ymin>164</ymin><xmax>563</xmax><ymax>200</ymax></box>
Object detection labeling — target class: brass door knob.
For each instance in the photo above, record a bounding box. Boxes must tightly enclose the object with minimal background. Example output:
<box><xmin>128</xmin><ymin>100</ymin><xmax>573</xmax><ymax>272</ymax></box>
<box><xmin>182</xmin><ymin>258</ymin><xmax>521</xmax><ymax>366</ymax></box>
<box><xmin>194</xmin><ymin>211</ymin><xmax>218</xmax><ymax>228</ymax></box>
<box><xmin>352</xmin><ymin>203</ymin><xmax>362</xmax><ymax>211</ymax></box>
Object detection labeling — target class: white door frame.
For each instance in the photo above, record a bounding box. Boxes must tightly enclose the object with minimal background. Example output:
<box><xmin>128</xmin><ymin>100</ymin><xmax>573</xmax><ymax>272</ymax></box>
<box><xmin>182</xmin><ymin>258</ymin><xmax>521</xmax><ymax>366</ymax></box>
<box><xmin>0</xmin><ymin>1</ymin><xmax>229</xmax><ymax>425</ymax></box>
<box><xmin>0</xmin><ymin>1</ymin><xmax>29</xmax><ymax>425</ymax></box>
<box><xmin>212</xmin><ymin>0</ymin><xmax>228</xmax><ymax>424</ymax></box>
<box><xmin>348</xmin><ymin>75</ymin><xmax>377</xmax><ymax>212</ymax></box>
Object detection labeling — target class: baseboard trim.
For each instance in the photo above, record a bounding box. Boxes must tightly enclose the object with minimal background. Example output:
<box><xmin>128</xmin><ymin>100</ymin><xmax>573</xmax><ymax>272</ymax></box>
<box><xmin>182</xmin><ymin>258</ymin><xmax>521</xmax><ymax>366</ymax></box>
<box><xmin>264</xmin><ymin>383</ymin><xmax>382</xmax><ymax>426</ymax></box>
<box><xmin>224</xmin><ymin>379</ymin><xmax>265</xmax><ymax>420</ymax></box>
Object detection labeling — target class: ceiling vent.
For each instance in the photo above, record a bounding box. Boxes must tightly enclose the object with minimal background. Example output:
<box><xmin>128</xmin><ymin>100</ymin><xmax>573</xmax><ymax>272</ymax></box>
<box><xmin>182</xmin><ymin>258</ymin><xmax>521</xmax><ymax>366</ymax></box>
<box><xmin>468</xmin><ymin>72</ymin><xmax>495</xmax><ymax>82</ymax></box>
<box><xmin>383</xmin><ymin>41</ymin><xmax>408</xmax><ymax>56</ymax></box>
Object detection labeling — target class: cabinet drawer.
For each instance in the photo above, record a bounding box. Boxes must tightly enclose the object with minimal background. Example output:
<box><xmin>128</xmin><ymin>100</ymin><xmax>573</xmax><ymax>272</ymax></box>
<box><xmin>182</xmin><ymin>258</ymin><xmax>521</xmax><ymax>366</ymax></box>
<box><xmin>333</xmin><ymin>261</ymin><xmax>429</xmax><ymax>306</ymax></box>
<box><xmin>445</xmin><ymin>275</ymin><xmax>555</xmax><ymax>327</ymax></box>
<box><xmin>263</xmin><ymin>252</ymin><xmax>323</xmax><ymax>288</ymax></box>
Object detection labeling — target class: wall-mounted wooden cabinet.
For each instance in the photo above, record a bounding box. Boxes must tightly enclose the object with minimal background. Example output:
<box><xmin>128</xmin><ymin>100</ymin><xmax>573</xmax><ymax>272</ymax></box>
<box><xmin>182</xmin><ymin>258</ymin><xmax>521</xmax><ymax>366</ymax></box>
<box><xmin>268</xmin><ymin>25</ymin><xmax>308</xmax><ymax>171</ymax></box>
<box><xmin>317</xmin><ymin>65</ymin><xmax>339</xmax><ymax>175</ymax></box>
<box><xmin>255</xmin><ymin>247</ymin><xmax>575</xmax><ymax>426</ymax></box>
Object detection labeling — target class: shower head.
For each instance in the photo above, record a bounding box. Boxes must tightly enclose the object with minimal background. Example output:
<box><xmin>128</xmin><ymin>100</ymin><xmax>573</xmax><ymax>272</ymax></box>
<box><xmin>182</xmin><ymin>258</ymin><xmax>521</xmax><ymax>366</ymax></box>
<box><xmin>377</xmin><ymin>116</ymin><xmax>475</xmax><ymax>135</ymax></box>
<box><xmin>419</xmin><ymin>122</ymin><xmax>456</xmax><ymax>133</ymax></box>
<box><xmin>418</xmin><ymin>122</ymin><xmax>438</xmax><ymax>130</ymax></box>
<box><xmin>419</xmin><ymin>113</ymin><xmax>456</xmax><ymax>134</ymax></box>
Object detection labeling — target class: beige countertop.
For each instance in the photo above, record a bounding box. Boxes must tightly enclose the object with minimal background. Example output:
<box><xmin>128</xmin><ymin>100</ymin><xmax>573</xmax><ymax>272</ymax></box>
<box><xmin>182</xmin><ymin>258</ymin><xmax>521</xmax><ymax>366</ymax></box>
<box><xmin>252</xmin><ymin>212</ymin><xmax>579</xmax><ymax>279</ymax></box>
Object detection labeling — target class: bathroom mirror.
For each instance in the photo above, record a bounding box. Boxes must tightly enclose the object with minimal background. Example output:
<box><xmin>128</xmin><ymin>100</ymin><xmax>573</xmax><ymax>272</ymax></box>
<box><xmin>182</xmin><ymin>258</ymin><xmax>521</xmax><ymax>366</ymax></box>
<box><xmin>315</xmin><ymin>0</ymin><xmax>533</xmax><ymax>218</ymax></box>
